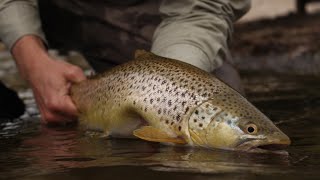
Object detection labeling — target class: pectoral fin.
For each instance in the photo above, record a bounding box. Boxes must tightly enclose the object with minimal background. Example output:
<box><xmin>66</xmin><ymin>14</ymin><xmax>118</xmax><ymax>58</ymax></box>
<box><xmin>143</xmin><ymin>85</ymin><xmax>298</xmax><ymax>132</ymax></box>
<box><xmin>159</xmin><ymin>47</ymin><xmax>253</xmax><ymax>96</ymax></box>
<box><xmin>133</xmin><ymin>126</ymin><xmax>186</xmax><ymax>144</ymax></box>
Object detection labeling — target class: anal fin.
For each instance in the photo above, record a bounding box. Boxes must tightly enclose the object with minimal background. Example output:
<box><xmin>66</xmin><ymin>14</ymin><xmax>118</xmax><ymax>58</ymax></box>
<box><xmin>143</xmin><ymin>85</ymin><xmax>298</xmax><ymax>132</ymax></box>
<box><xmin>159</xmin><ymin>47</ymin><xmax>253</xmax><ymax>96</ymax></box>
<box><xmin>133</xmin><ymin>126</ymin><xmax>186</xmax><ymax>144</ymax></box>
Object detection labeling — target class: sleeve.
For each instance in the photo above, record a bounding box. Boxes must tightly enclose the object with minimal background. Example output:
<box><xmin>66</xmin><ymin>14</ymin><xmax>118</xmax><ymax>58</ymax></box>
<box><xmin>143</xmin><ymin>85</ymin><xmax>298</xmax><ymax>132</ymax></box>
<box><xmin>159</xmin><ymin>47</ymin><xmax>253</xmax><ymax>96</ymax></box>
<box><xmin>151</xmin><ymin>0</ymin><xmax>251</xmax><ymax>72</ymax></box>
<box><xmin>0</xmin><ymin>0</ymin><xmax>47</xmax><ymax>50</ymax></box>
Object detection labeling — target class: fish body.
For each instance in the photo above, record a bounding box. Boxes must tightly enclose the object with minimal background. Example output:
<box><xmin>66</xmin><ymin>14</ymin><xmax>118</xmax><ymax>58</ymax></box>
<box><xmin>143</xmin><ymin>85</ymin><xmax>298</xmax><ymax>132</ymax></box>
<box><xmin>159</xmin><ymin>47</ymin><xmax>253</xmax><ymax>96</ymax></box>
<box><xmin>71</xmin><ymin>50</ymin><xmax>290</xmax><ymax>152</ymax></box>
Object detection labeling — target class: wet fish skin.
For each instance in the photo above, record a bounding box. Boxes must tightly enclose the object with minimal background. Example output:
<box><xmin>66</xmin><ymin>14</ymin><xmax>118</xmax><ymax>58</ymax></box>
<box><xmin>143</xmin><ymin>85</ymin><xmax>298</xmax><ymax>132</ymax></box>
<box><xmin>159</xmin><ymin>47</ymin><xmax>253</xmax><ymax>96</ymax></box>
<box><xmin>71</xmin><ymin>50</ymin><xmax>290</xmax><ymax>152</ymax></box>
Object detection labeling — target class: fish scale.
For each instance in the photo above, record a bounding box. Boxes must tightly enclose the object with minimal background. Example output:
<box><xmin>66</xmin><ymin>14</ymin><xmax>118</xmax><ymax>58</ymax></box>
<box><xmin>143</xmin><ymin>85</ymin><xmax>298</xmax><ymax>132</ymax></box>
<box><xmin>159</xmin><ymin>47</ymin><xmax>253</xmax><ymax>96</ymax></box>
<box><xmin>71</xmin><ymin>50</ymin><xmax>291</xmax><ymax>152</ymax></box>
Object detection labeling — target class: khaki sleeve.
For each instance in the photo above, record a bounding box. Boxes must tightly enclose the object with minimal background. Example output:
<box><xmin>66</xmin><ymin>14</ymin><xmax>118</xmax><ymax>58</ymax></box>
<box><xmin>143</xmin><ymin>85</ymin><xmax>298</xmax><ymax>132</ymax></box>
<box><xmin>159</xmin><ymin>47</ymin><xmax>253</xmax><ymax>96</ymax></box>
<box><xmin>0</xmin><ymin>0</ymin><xmax>47</xmax><ymax>50</ymax></box>
<box><xmin>151</xmin><ymin>0</ymin><xmax>251</xmax><ymax>72</ymax></box>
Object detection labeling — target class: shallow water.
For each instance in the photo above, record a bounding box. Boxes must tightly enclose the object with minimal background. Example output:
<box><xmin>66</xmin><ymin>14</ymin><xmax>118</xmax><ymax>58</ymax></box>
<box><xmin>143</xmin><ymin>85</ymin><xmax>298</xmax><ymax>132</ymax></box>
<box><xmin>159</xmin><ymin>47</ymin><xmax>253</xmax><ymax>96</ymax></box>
<box><xmin>0</xmin><ymin>73</ymin><xmax>319</xmax><ymax>180</ymax></box>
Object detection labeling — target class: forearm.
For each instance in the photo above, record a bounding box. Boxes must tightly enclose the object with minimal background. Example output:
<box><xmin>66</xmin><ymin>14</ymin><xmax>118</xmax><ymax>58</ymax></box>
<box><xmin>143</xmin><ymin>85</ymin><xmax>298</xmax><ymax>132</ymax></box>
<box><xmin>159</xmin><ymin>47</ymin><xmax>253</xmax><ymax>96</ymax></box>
<box><xmin>12</xmin><ymin>35</ymin><xmax>49</xmax><ymax>81</ymax></box>
<box><xmin>151</xmin><ymin>0</ymin><xmax>251</xmax><ymax>72</ymax></box>
<box><xmin>0</xmin><ymin>0</ymin><xmax>47</xmax><ymax>50</ymax></box>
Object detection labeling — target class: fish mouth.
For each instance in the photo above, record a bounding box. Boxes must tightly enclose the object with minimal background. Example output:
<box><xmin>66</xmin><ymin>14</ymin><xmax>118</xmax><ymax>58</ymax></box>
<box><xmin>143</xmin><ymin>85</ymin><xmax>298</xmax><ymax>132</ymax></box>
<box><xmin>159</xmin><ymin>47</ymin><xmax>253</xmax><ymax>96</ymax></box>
<box><xmin>236</xmin><ymin>138</ymin><xmax>291</xmax><ymax>155</ymax></box>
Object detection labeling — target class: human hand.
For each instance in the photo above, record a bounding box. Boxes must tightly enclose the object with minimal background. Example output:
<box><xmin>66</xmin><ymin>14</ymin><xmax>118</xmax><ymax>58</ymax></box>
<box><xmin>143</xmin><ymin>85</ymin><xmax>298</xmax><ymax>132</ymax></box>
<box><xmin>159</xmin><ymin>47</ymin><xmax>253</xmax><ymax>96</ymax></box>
<box><xmin>28</xmin><ymin>58</ymin><xmax>86</xmax><ymax>124</ymax></box>
<box><xmin>12</xmin><ymin>35</ymin><xmax>86</xmax><ymax>124</ymax></box>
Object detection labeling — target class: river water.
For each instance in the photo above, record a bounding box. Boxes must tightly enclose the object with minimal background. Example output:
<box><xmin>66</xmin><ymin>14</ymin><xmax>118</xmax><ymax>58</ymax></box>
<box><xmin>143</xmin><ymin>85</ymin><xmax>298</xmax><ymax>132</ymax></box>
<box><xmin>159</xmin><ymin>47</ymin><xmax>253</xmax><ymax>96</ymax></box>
<box><xmin>0</xmin><ymin>72</ymin><xmax>319</xmax><ymax>180</ymax></box>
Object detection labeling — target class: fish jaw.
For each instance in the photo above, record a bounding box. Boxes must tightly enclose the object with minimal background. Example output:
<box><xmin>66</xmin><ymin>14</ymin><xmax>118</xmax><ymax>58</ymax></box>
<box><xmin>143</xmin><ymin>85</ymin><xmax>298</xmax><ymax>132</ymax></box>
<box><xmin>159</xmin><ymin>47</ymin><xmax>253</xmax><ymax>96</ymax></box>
<box><xmin>236</xmin><ymin>132</ymin><xmax>291</xmax><ymax>153</ymax></box>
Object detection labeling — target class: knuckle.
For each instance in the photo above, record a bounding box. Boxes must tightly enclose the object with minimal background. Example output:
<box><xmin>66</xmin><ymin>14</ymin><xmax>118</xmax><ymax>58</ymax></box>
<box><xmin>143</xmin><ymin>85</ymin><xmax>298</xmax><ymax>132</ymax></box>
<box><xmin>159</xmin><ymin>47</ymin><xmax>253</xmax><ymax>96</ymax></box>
<box><xmin>68</xmin><ymin>66</ymin><xmax>82</xmax><ymax>76</ymax></box>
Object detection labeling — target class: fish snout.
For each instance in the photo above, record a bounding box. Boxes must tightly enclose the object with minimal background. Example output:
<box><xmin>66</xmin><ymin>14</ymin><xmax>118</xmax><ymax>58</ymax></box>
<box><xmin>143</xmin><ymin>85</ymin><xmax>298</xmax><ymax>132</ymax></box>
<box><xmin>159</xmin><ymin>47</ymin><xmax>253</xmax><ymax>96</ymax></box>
<box><xmin>269</xmin><ymin>132</ymin><xmax>291</xmax><ymax>146</ymax></box>
<box><xmin>256</xmin><ymin>132</ymin><xmax>291</xmax><ymax>151</ymax></box>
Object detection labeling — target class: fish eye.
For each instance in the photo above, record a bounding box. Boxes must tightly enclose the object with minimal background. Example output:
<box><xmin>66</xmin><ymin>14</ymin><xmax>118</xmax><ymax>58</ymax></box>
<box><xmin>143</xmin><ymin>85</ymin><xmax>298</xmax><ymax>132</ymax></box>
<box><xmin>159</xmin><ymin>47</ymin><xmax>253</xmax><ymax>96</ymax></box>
<box><xmin>245</xmin><ymin>124</ymin><xmax>258</xmax><ymax>134</ymax></box>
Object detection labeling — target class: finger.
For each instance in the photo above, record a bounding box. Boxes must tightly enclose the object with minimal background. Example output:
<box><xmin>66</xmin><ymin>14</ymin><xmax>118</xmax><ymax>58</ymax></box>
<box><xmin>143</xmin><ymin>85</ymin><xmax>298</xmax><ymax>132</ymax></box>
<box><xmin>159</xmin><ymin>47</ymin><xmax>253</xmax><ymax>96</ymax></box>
<box><xmin>53</xmin><ymin>95</ymin><xmax>79</xmax><ymax>117</ymax></box>
<box><xmin>39</xmin><ymin>95</ymin><xmax>78</xmax><ymax>123</ymax></box>
<box><xmin>65</xmin><ymin>66</ymin><xmax>86</xmax><ymax>83</ymax></box>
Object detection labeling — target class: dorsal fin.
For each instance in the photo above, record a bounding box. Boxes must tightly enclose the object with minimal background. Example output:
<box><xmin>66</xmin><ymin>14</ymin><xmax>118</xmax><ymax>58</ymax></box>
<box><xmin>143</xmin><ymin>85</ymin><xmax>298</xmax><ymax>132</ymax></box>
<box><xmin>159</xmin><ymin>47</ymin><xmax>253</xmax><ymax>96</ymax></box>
<box><xmin>134</xmin><ymin>49</ymin><xmax>152</xmax><ymax>59</ymax></box>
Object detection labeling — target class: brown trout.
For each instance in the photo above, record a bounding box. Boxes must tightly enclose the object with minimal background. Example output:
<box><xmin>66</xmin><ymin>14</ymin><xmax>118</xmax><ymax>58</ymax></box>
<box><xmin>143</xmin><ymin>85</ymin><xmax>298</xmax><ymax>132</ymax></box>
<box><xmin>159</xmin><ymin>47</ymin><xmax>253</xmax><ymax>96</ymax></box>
<box><xmin>71</xmin><ymin>50</ymin><xmax>290</xmax><ymax>153</ymax></box>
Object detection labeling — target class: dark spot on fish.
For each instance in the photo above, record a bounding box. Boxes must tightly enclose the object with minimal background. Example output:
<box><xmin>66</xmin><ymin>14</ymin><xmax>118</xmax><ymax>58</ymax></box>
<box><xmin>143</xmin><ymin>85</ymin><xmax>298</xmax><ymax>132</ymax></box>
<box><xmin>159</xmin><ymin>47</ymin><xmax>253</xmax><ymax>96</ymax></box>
<box><xmin>195</xmin><ymin>110</ymin><xmax>199</xmax><ymax>115</ymax></box>
<box><xmin>150</xmin><ymin>99</ymin><xmax>154</xmax><ymax>104</ymax></box>
<box><xmin>199</xmin><ymin>123</ymin><xmax>203</xmax><ymax>127</ymax></box>
<box><xmin>201</xmin><ymin>116</ymin><xmax>205</xmax><ymax>120</ymax></box>
<box><xmin>182</xmin><ymin>101</ymin><xmax>186</xmax><ymax>107</ymax></box>
<box><xmin>194</xmin><ymin>119</ymin><xmax>197</xmax><ymax>123</ymax></box>
<box><xmin>168</xmin><ymin>100</ymin><xmax>172</xmax><ymax>106</ymax></box>
<box><xmin>158</xmin><ymin>109</ymin><xmax>161</xmax><ymax>114</ymax></box>
<box><xmin>176</xmin><ymin>114</ymin><xmax>181</xmax><ymax>121</ymax></box>
<box><xmin>163</xmin><ymin>108</ymin><xmax>167</xmax><ymax>114</ymax></box>
<box><xmin>178</xmin><ymin>126</ymin><xmax>181</xmax><ymax>131</ymax></box>
<box><xmin>171</xmin><ymin>122</ymin><xmax>174</xmax><ymax>125</ymax></box>
<box><xmin>227</xmin><ymin>120</ymin><xmax>232</xmax><ymax>124</ymax></box>
<box><xmin>144</xmin><ymin>107</ymin><xmax>148</xmax><ymax>112</ymax></box>
<box><xmin>165</xmin><ymin>120</ymin><xmax>169</xmax><ymax>124</ymax></box>
<box><xmin>173</xmin><ymin>106</ymin><xmax>177</xmax><ymax>111</ymax></box>
<box><xmin>185</xmin><ymin>107</ymin><xmax>189</xmax><ymax>114</ymax></box>
<box><xmin>133</xmin><ymin>101</ymin><xmax>136</xmax><ymax>105</ymax></box>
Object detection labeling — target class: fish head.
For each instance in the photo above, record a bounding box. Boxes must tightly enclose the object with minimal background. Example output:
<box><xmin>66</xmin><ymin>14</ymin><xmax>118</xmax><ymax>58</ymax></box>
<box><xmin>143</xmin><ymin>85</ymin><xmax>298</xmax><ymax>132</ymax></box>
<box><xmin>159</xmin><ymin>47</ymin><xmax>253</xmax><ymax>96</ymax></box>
<box><xmin>188</xmin><ymin>95</ymin><xmax>291</xmax><ymax>153</ymax></box>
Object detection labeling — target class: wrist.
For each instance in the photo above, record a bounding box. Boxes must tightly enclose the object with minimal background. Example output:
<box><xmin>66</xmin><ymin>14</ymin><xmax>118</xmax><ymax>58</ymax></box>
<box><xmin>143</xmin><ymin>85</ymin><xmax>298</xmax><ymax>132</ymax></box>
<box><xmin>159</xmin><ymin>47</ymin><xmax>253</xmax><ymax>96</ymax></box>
<box><xmin>11</xmin><ymin>35</ymin><xmax>51</xmax><ymax>81</ymax></box>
